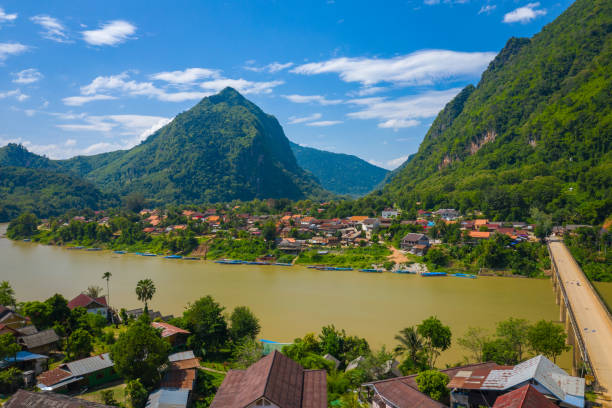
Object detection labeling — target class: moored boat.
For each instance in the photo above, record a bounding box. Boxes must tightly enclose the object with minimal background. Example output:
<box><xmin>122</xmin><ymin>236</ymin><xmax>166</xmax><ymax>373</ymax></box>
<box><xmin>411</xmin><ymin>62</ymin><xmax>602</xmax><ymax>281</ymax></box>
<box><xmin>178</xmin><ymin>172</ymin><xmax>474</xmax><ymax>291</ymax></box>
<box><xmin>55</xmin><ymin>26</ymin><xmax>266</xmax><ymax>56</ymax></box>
<box><xmin>164</xmin><ymin>255</ymin><xmax>183</xmax><ymax>259</ymax></box>
<box><xmin>451</xmin><ymin>273</ymin><xmax>477</xmax><ymax>279</ymax></box>
<box><xmin>113</xmin><ymin>250</ymin><xmax>127</xmax><ymax>254</ymax></box>
<box><xmin>421</xmin><ymin>272</ymin><xmax>447</xmax><ymax>277</ymax></box>
<box><xmin>360</xmin><ymin>268</ymin><xmax>383</xmax><ymax>273</ymax></box>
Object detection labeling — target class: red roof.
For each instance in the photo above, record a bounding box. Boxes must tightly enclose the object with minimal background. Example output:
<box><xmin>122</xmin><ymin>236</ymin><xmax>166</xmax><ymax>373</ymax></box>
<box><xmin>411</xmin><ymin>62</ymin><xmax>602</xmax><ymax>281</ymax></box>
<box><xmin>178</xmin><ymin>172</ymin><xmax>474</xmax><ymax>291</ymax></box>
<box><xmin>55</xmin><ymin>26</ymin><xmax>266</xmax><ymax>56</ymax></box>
<box><xmin>161</xmin><ymin>368</ymin><xmax>196</xmax><ymax>390</ymax></box>
<box><xmin>151</xmin><ymin>322</ymin><xmax>190</xmax><ymax>338</ymax></box>
<box><xmin>67</xmin><ymin>293</ymin><xmax>107</xmax><ymax>310</ymax></box>
<box><xmin>493</xmin><ymin>384</ymin><xmax>557</xmax><ymax>408</ymax></box>
<box><xmin>37</xmin><ymin>367</ymin><xmax>72</xmax><ymax>387</ymax></box>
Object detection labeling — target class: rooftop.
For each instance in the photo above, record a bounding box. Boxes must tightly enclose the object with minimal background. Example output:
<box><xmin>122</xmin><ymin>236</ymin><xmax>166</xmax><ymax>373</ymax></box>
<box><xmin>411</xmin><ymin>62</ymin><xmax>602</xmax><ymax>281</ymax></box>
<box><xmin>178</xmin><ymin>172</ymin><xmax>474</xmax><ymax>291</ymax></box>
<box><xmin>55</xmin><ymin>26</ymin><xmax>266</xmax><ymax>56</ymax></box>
<box><xmin>492</xmin><ymin>384</ymin><xmax>557</xmax><ymax>408</ymax></box>
<box><xmin>4</xmin><ymin>389</ymin><xmax>116</xmax><ymax>408</ymax></box>
<box><xmin>152</xmin><ymin>322</ymin><xmax>190</xmax><ymax>338</ymax></box>
<box><xmin>67</xmin><ymin>293</ymin><xmax>108</xmax><ymax>310</ymax></box>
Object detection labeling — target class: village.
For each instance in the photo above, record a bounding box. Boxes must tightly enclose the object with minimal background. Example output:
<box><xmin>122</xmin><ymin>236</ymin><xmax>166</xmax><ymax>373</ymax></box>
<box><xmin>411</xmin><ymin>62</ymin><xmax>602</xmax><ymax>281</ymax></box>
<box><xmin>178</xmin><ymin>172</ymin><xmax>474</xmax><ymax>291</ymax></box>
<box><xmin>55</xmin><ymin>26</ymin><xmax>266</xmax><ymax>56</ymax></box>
<box><xmin>9</xmin><ymin>203</ymin><xmax>567</xmax><ymax>278</ymax></box>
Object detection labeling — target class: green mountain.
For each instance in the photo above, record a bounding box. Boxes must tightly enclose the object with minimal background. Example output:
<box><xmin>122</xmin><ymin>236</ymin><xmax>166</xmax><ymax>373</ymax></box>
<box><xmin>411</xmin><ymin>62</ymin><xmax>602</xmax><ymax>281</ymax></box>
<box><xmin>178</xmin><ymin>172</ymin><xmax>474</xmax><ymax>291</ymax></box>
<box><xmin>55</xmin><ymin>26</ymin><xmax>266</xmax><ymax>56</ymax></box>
<box><xmin>380</xmin><ymin>0</ymin><xmax>611</xmax><ymax>224</ymax></box>
<box><xmin>0</xmin><ymin>143</ymin><xmax>60</xmax><ymax>170</ymax></box>
<box><xmin>58</xmin><ymin>88</ymin><xmax>328</xmax><ymax>204</ymax></box>
<box><xmin>0</xmin><ymin>165</ymin><xmax>113</xmax><ymax>222</ymax></box>
<box><xmin>289</xmin><ymin>142</ymin><xmax>388</xmax><ymax>197</ymax></box>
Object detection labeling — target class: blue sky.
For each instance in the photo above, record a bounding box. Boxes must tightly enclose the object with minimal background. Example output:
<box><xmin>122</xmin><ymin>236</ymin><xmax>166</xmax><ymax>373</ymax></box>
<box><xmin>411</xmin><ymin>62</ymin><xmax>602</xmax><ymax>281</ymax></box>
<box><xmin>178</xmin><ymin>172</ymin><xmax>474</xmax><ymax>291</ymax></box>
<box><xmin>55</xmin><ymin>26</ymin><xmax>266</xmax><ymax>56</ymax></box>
<box><xmin>0</xmin><ymin>0</ymin><xmax>572</xmax><ymax>169</ymax></box>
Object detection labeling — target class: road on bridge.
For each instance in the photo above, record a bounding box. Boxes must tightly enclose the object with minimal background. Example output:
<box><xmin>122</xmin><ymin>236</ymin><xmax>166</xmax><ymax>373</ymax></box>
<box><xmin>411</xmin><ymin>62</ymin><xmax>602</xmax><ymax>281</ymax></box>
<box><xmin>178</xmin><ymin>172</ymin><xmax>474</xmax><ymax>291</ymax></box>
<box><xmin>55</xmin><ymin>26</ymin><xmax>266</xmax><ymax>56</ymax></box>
<box><xmin>549</xmin><ymin>238</ymin><xmax>612</xmax><ymax>398</ymax></box>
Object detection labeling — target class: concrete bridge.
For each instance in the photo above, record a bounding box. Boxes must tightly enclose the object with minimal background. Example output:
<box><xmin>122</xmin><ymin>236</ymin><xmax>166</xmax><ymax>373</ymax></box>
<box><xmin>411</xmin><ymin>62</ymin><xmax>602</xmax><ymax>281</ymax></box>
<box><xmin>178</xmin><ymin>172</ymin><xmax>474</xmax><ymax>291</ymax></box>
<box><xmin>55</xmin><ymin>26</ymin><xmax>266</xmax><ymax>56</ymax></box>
<box><xmin>548</xmin><ymin>237</ymin><xmax>612</xmax><ymax>404</ymax></box>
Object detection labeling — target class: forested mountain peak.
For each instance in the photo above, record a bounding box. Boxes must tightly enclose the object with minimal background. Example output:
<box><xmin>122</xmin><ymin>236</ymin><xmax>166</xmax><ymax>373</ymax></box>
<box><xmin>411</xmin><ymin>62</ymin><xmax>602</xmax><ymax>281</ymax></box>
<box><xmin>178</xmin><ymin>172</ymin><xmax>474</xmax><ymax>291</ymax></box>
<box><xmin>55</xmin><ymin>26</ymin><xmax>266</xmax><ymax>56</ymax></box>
<box><xmin>378</xmin><ymin>0</ymin><xmax>611</xmax><ymax>224</ymax></box>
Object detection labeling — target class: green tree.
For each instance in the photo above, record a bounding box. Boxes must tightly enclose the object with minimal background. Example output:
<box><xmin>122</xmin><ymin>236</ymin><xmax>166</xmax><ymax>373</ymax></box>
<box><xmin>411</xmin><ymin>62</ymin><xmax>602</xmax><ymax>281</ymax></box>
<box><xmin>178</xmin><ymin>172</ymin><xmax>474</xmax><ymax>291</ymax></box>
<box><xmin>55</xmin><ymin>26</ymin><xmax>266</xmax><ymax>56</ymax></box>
<box><xmin>0</xmin><ymin>281</ymin><xmax>16</xmax><ymax>309</ymax></box>
<box><xmin>0</xmin><ymin>367</ymin><xmax>24</xmax><ymax>394</ymax></box>
<box><xmin>496</xmin><ymin>317</ymin><xmax>530</xmax><ymax>362</ymax></box>
<box><xmin>531</xmin><ymin>208</ymin><xmax>553</xmax><ymax>241</ymax></box>
<box><xmin>262</xmin><ymin>221</ymin><xmax>278</xmax><ymax>243</ymax></box>
<box><xmin>125</xmin><ymin>192</ymin><xmax>146</xmax><ymax>213</ymax></box>
<box><xmin>44</xmin><ymin>294</ymin><xmax>71</xmax><ymax>326</ymax></box>
<box><xmin>100</xmin><ymin>389</ymin><xmax>118</xmax><ymax>406</ymax></box>
<box><xmin>232</xmin><ymin>338</ymin><xmax>264</xmax><ymax>369</ymax></box>
<box><xmin>102</xmin><ymin>272</ymin><xmax>112</xmax><ymax>308</ymax></box>
<box><xmin>415</xmin><ymin>370</ymin><xmax>450</xmax><ymax>402</ymax></box>
<box><xmin>110</xmin><ymin>317</ymin><xmax>170</xmax><ymax>387</ymax></box>
<box><xmin>425</xmin><ymin>249</ymin><xmax>449</xmax><ymax>269</ymax></box>
<box><xmin>482</xmin><ymin>338</ymin><xmax>519</xmax><ymax>365</ymax></box>
<box><xmin>527</xmin><ymin>320</ymin><xmax>569</xmax><ymax>363</ymax></box>
<box><xmin>125</xmin><ymin>379</ymin><xmax>149</xmax><ymax>408</ymax></box>
<box><xmin>182</xmin><ymin>296</ymin><xmax>229</xmax><ymax>357</ymax></box>
<box><xmin>22</xmin><ymin>301</ymin><xmax>52</xmax><ymax>329</ymax></box>
<box><xmin>457</xmin><ymin>327</ymin><xmax>489</xmax><ymax>363</ymax></box>
<box><xmin>66</xmin><ymin>329</ymin><xmax>94</xmax><ymax>360</ymax></box>
<box><xmin>85</xmin><ymin>285</ymin><xmax>104</xmax><ymax>298</ymax></box>
<box><xmin>0</xmin><ymin>333</ymin><xmax>20</xmax><ymax>360</ymax></box>
<box><xmin>6</xmin><ymin>212</ymin><xmax>39</xmax><ymax>239</ymax></box>
<box><xmin>229</xmin><ymin>306</ymin><xmax>261</xmax><ymax>342</ymax></box>
<box><xmin>417</xmin><ymin>316</ymin><xmax>451</xmax><ymax>368</ymax></box>
<box><xmin>394</xmin><ymin>326</ymin><xmax>426</xmax><ymax>373</ymax></box>
<box><xmin>135</xmin><ymin>279</ymin><xmax>156</xmax><ymax>311</ymax></box>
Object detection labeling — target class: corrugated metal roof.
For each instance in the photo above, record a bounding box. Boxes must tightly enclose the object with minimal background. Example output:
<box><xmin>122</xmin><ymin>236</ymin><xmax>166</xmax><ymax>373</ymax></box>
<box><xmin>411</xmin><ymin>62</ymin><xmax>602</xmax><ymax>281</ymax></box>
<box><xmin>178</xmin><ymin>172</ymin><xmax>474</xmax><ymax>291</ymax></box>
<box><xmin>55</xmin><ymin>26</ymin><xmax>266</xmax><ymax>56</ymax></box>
<box><xmin>478</xmin><ymin>355</ymin><xmax>584</xmax><ymax>403</ymax></box>
<box><xmin>168</xmin><ymin>351</ymin><xmax>196</xmax><ymax>362</ymax></box>
<box><xmin>64</xmin><ymin>353</ymin><xmax>114</xmax><ymax>376</ymax></box>
<box><xmin>145</xmin><ymin>388</ymin><xmax>189</xmax><ymax>408</ymax></box>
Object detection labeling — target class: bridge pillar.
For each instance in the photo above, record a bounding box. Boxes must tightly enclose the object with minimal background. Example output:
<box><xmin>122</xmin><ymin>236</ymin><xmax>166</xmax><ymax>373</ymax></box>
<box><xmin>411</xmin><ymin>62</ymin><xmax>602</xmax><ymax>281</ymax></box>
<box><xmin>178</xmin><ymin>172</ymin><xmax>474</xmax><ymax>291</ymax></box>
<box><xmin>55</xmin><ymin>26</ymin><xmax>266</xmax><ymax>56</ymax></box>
<box><xmin>555</xmin><ymin>283</ymin><xmax>561</xmax><ymax>305</ymax></box>
<box><xmin>560</xmin><ymin>300</ymin><xmax>566</xmax><ymax>322</ymax></box>
<box><xmin>565</xmin><ymin>311</ymin><xmax>573</xmax><ymax>345</ymax></box>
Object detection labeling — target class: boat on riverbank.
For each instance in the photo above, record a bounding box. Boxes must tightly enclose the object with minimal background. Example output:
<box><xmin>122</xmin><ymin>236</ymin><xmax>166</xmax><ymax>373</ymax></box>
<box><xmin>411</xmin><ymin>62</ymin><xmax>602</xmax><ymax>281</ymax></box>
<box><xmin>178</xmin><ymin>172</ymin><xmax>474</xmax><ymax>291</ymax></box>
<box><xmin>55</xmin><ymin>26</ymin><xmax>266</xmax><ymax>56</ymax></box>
<box><xmin>141</xmin><ymin>253</ymin><xmax>157</xmax><ymax>257</ymax></box>
<box><xmin>113</xmin><ymin>250</ymin><xmax>127</xmax><ymax>254</ymax></box>
<box><xmin>86</xmin><ymin>247</ymin><xmax>101</xmax><ymax>251</ymax></box>
<box><xmin>451</xmin><ymin>273</ymin><xmax>477</xmax><ymax>279</ymax></box>
<box><xmin>164</xmin><ymin>255</ymin><xmax>183</xmax><ymax>259</ymax></box>
<box><xmin>183</xmin><ymin>257</ymin><xmax>200</xmax><ymax>260</ymax></box>
<box><xmin>394</xmin><ymin>269</ymin><xmax>417</xmax><ymax>274</ymax></box>
<box><xmin>215</xmin><ymin>259</ymin><xmax>243</xmax><ymax>264</ymax></box>
<box><xmin>66</xmin><ymin>246</ymin><xmax>84</xmax><ymax>250</ymax></box>
<box><xmin>421</xmin><ymin>272</ymin><xmax>447</xmax><ymax>277</ymax></box>
<box><xmin>307</xmin><ymin>266</ymin><xmax>353</xmax><ymax>271</ymax></box>
<box><xmin>360</xmin><ymin>269</ymin><xmax>383</xmax><ymax>273</ymax></box>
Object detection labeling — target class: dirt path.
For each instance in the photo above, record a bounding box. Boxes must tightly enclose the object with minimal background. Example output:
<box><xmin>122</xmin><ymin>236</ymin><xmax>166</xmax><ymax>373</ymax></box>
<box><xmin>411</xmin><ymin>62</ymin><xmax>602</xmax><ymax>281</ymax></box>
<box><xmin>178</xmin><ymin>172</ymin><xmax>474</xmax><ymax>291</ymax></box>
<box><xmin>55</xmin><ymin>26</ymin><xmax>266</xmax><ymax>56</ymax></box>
<box><xmin>549</xmin><ymin>239</ymin><xmax>612</xmax><ymax>402</ymax></box>
<box><xmin>387</xmin><ymin>245</ymin><xmax>409</xmax><ymax>263</ymax></box>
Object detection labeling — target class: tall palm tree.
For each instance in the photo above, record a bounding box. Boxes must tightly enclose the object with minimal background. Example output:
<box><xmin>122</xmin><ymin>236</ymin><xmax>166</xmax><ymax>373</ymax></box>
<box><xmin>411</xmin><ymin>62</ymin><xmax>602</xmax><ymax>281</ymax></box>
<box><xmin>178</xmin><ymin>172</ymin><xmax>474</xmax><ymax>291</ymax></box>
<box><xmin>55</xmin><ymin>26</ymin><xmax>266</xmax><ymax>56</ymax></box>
<box><xmin>135</xmin><ymin>278</ymin><xmax>156</xmax><ymax>312</ymax></box>
<box><xmin>102</xmin><ymin>272</ymin><xmax>112</xmax><ymax>307</ymax></box>
<box><xmin>394</xmin><ymin>326</ymin><xmax>424</xmax><ymax>368</ymax></box>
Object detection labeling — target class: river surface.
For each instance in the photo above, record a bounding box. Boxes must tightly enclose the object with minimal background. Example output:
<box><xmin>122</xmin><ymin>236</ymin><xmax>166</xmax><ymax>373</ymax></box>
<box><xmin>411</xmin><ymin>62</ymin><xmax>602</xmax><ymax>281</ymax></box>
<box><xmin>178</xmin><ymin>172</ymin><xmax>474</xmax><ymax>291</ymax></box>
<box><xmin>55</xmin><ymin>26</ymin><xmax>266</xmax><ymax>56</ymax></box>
<box><xmin>0</xmin><ymin>224</ymin><xmax>579</xmax><ymax>368</ymax></box>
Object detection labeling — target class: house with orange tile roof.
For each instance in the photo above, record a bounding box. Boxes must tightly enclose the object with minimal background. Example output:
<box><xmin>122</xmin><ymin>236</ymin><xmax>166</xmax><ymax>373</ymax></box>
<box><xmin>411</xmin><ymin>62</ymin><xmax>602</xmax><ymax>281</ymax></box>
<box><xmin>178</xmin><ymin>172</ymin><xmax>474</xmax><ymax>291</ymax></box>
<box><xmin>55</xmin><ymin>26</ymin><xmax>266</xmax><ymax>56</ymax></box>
<box><xmin>469</xmin><ymin>231</ymin><xmax>491</xmax><ymax>239</ymax></box>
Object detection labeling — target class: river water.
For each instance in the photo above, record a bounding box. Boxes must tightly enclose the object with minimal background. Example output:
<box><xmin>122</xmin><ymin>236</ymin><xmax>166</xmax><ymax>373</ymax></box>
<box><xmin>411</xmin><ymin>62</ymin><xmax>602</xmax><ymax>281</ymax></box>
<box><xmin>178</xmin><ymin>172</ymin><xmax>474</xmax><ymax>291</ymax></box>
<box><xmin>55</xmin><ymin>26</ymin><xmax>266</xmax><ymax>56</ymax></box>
<box><xmin>0</xmin><ymin>224</ymin><xmax>575</xmax><ymax>368</ymax></box>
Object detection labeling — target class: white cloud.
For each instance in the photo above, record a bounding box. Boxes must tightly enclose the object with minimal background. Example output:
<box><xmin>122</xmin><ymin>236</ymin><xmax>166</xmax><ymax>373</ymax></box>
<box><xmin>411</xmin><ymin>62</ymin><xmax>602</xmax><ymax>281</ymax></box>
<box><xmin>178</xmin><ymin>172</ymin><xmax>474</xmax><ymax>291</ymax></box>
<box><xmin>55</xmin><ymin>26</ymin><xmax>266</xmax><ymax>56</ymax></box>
<box><xmin>62</xmin><ymin>94</ymin><xmax>118</xmax><ymax>106</ymax></box>
<box><xmin>151</xmin><ymin>68</ymin><xmax>221</xmax><ymax>84</ymax></box>
<box><xmin>386</xmin><ymin>155</ymin><xmax>409</xmax><ymax>169</ymax></box>
<box><xmin>82</xmin><ymin>20</ymin><xmax>136</xmax><ymax>46</ymax></box>
<box><xmin>245</xmin><ymin>61</ymin><xmax>294</xmax><ymax>73</ymax></box>
<box><xmin>13</xmin><ymin>68</ymin><xmax>43</xmax><ymax>84</ymax></box>
<box><xmin>0</xmin><ymin>7</ymin><xmax>17</xmax><ymax>24</ymax></box>
<box><xmin>503</xmin><ymin>3</ymin><xmax>546</xmax><ymax>23</ymax></box>
<box><xmin>30</xmin><ymin>15</ymin><xmax>70</xmax><ymax>42</ymax></box>
<box><xmin>292</xmin><ymin>50</ymin><xmax>495</xmax><ymax>86</ymax></box>
<box><xmin>347</xmin><ymin>88</ymin><xmax>461</xmax><ymax>129</ymax></box>
<box><xmin>306</xmin><ymin>120</ymin><xmax>343</xmax><ymax>127</ymax></box>
<box><xmin>348</xmin><ymin>86</ymin><xmax>388</xmax><ymax>97</ymax></box>
<box><xmin>282</xmin><ymin>94</ymin><xmax>343</xmax><ymax>105</ymax></box>
<box><xmin>479</xmin><ymin>4</ymin><xmax>496</xmax><ymax>14</ymax></box>
<box><xmin>200</xmin><ymin>78</ymin><xmax>283</xmax><ymax>94</ymax></box>
<box><xmin>65</xmin><ymin>139</ymin><xmax>76</xmax><ymax>146</ymax></box>
<box><xmin>424</xmin><ymin>0</ymin><xmax>440</xmax><ymax>4</ymax></box>
<box><xmin>287</xmin><ymin>113</ymin><xmax>322</xmax><ymax>124</ymax></box>
<box><xmin>0</xmin><ymin>42</ymin><xmax>28</xmax><ymax>61</ymax></box>
<box><xmin>0</xmin><ymin>89</ymin><xmax>28</xmax><ymax>102</ymax></box>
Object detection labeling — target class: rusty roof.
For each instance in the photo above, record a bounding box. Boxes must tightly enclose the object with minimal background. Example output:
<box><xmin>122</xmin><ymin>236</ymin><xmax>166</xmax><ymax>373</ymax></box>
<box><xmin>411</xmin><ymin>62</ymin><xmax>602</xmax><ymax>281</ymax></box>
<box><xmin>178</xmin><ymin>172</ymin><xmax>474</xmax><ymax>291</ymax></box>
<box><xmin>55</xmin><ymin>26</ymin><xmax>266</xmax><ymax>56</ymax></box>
<box><xmin>168</xmin><ymin>358</ymin><xmax>200</xmax><ymax>371</ymax></box>
<box><xmin>161</xmin><ymin>368</ymin><xmax>196</xmax><ymax>390</ymax></box>
<box><xmin>37</xmin><ymin>367</ymin><xmax>73</xmax><ymax>387</ymax></box>
<box><xmin>209</xmin><ymin>350</ymin><xmax>326</xmax><ymax>408</ymax></box>
<box><xmin>366</xmin><ymin>362</ymin><xmax>500</xmax><ymax>408</ymax></box>
<box><xmin>493</xmin><ymin>384</ymin><xmax>557</xmax><ymax>408</ymax></box>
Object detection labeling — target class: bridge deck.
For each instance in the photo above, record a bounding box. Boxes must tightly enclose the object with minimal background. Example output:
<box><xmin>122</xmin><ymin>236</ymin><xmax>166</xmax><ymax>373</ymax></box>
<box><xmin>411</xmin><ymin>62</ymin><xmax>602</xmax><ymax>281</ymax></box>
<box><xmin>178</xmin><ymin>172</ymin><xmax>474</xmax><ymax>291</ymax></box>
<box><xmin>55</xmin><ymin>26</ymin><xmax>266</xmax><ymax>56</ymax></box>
<box><xmin>549</xmin><ymin>239</ymin><xmax>612</xmax><ymax>397</ymax></box>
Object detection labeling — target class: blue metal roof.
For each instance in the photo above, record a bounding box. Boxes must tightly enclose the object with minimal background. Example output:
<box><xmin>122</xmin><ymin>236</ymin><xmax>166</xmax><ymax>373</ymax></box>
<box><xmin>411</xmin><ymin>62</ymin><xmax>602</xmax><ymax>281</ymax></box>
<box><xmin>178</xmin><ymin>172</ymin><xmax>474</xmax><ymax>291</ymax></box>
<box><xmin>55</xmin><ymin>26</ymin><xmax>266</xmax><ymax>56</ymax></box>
<box><xmin>1</xmin><ymin>351</ymin><xmax>48</xmax><ymax>366</ymax></box>
<box><xmin>146</xmin><ymin>388</ymin><xmax>189</xmax><ymax>408</ymax></box>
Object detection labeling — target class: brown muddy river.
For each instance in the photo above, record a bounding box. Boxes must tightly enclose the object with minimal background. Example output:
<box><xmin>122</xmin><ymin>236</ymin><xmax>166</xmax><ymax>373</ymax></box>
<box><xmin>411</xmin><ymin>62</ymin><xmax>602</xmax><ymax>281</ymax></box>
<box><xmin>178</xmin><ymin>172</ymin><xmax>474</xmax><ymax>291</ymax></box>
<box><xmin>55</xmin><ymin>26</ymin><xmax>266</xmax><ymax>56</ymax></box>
<box><xmin>1</xmin><ymin>224</ymin><xmax>581</xmax><ymax>368</ymax></box>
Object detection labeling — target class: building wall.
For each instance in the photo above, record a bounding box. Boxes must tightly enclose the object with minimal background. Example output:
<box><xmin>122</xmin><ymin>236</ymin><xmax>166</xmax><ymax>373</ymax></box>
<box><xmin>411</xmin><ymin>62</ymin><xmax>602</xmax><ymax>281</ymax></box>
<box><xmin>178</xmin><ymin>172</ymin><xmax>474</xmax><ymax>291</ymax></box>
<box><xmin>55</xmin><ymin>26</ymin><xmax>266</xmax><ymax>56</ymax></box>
<box><xmin>87</xmin><ymin>306</ymin><xmax>108</xmax><ymax>318</ymax></box>
<box><xmin>85</xmin><ymin>367</ymin><xmax>119</xmax><ymax>387</ymax></box>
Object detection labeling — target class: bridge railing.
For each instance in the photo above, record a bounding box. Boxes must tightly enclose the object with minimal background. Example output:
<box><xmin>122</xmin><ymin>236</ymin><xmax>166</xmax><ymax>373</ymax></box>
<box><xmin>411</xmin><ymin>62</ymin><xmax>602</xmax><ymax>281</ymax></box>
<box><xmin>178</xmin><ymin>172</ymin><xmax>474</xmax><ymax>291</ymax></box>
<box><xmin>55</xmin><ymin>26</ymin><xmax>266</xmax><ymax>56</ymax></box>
<box><xmin>547</xmin><ymin>239</ymin><xmax>598</xmax><ymax>386</ymax></box>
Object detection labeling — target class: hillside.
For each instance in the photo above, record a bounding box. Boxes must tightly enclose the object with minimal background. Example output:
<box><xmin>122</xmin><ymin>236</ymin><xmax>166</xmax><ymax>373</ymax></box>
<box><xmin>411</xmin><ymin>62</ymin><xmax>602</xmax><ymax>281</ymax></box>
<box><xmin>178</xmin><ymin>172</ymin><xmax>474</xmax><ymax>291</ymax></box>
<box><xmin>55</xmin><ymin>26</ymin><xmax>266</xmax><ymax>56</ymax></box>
<box><xmin>0</xmin><ymin>166</ymin><xmax>114</xmax><ymax>222</ymax></box>
<box><xmin>60</xmin><ymin>88</ymin><xmax>328</xmax><ymax>204</ymax></box>
<box><xmin>289</xmin><ymin>142</ymin><xmax>388</xmax><ymax>197</ymax></box>
<box><xmin>380</xmin><ymin>0</ymin><xmax>611</xmax><ymax>224</ymax></box>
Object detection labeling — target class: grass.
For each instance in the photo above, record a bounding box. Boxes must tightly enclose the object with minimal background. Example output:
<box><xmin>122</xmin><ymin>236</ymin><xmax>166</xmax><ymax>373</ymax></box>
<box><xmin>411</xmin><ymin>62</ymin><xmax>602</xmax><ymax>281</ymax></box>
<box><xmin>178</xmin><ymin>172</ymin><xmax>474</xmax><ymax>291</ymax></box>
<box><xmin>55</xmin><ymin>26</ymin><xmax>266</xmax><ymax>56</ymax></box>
<box><xmin>76</xmin><ymin>380</ymin><xmax>127</xmax><ymax>406</ymax></box>
<box><xmin>296</xmin><ymin>244</ymin><xmax>391</xmax><ymax>269</ymax></box>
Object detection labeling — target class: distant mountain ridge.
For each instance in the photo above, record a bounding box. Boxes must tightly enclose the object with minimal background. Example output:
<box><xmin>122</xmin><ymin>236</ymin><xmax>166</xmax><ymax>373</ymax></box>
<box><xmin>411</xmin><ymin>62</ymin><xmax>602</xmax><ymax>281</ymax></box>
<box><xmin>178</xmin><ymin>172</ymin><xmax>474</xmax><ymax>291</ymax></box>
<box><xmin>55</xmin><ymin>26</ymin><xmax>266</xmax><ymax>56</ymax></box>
<box><xmin>289</xmin><ymin>142</ymin><xmax>388</xmax><ymax>197</ymax></box>
<box><xmin>378</xmin><ymin>0</ymin><xmax>611</xmax><ymax>224</ymax></box>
